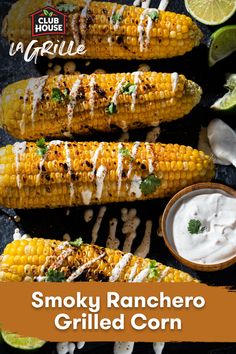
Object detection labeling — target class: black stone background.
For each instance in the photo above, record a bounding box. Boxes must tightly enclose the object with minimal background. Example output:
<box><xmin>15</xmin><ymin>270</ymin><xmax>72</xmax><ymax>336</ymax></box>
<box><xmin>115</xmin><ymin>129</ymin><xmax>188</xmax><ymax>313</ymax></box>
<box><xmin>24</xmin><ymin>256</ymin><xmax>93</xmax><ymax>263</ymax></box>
<box><xmin>0</xmin><ymin>0</ymin><xmax>236</xmax><ymax>353</ymax></box>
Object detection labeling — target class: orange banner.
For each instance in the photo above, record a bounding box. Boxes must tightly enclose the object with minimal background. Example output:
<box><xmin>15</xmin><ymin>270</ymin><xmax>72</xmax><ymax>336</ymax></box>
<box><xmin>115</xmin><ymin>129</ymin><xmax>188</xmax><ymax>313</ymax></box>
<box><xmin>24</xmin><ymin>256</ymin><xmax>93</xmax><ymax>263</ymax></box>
<box><xmin>0</xmin><ymin>282</ymin><xmax>235</xmax><ymax>342</ymax></box>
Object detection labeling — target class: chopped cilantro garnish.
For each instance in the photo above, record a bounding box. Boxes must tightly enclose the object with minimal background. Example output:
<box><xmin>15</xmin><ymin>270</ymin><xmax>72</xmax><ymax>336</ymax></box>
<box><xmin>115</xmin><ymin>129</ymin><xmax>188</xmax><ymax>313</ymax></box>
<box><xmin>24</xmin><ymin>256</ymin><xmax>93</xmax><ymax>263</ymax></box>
<box><xmin>52</xmin><ymin>87</ymin><xmax>69</xmax><ymax>103</ymax></box>
<box><xmin>46</xmin><ymin>269</ymin><xmax>65</xmax><ymax>282</ymax></box>
<box><xmin>57</xmin><ymin>3</ymin><xmax>77</xmax><ymax>12</ymax></box>
<box><xmin>70</xmin><ymin>237</ymin><xmax>83</xmax><ymax>247</ymax></box>
<box><xmin>118</xmin><ymin>147</ymin><xmax>134</xmax><ymax>161</ymax></box>
<box><xmin>140</xmin><ymin>174</ymin><xmax>161</xmax><ymax>195</ymax></box>
<box><xmin>105</xmin><ymin>102</ymin><xmax>117</xmax><ymax>115</ymax></box>
<box><xmin>36</xmin><ymin>138</ymin><xmax>48</xmax><ymax>157</ymax></box>
<box><xmin>121</xmin><ymin>81</ymin><xmax>137</xmax><ymax>95</ymax></box>
<box><xmin>148</xmin><ymin>10</ymin><xmax>159</xmax><ymax>21</ymax></box>
<box><xmin>111</xmin><ymin>12</ymin><xmax>122</xmax><ymax>24</ymax></box>
<box><xmin>148</xmin><ymin>260</ymin><xmax>160</xmax><ymax>279</ymax></box>
<box><xmin>188</xmin><ymin>219</ymin><xmax>206</xmax><ymax>235</ymax></box>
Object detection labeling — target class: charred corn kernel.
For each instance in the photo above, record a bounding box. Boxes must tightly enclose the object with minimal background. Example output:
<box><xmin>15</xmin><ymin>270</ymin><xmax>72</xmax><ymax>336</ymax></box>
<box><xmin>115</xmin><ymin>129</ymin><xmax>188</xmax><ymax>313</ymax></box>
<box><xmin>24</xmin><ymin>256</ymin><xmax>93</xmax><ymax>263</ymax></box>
<box><xmin>0</xmin><ymin>72</ymin><xmax>202</xmax><ymax>140</ymax></box>
<box><xmin>2</xmin><ymin>0</ymin><xmax>202</xmax><ymax>61</ymax></box>
<box><xmin>0</xmin><ymin>141</ymin><xmax>214</xmax><ymax>209</ymax></box>
<box><xmin>0</xmin><ymin>238</ymin><xmax>197</xmax><ymax>283</ymax></box>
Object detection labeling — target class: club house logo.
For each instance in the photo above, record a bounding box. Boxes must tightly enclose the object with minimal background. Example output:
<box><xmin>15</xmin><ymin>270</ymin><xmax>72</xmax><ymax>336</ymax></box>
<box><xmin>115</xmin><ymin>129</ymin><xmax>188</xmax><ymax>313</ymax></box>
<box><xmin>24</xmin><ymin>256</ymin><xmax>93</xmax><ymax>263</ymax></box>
<box><xmin>31</xmin><ymin>6</ymin><xmax>66</xmax><ymax>37</ymax></box>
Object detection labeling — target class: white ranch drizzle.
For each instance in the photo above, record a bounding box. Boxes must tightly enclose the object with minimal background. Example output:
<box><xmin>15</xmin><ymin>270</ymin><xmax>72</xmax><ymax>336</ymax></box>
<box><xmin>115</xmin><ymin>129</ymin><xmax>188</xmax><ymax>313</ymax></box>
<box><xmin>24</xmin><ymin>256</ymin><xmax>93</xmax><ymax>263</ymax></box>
<box><xmin>171</xmin><ymin>72</ymin><xmax>179</xmax><ymax>93</ymax></box>
<box><xmin>145</xmin><ymin>142</ymin><xmax>154</xmax><ymax>173</ymax></box>
<box><xmin>121</xmin><ymin>208</ymin><xmax>140</xmax><ymax>253</ymax></box>
<box><xmin>132</xmin><ymin>267</ymin><xmax>149</xmax><ymax>282</ymax></box>
<box><xmin>21</xmin><ymin>76</ymin><xmax>48</xmax><ymax>133</ymax></box>
<box><xmin>141</xmin><ymin>0</ymin><xmax>152</xmax><ymax>9</ymax></box>
<box><xmin>107</xmin><ymin>3</ymin><xmax>117</xmax><ymax>47</ymax></box>
<box><xmin>91</xmin><ymin>206</ymin><xmax>107</xmax><ymax>244</ymax></box>
<box><xmin>114</xmin><ymin>342</ymin><xmax>135</xmax><ymax>354</ymax></box>
<box><xmin>70</xmin><ymin>13</ymin><xmax>80</xmax><ymax>46</ymax></box>
<box><xmin>96</xmin><ymin>165</ymin><xmax>107</xmax><ymax>200</ymax></box>
<box><xmin>79</xmin><ymin>0</ymin><xmax>92</xmax><ymax>46</ymax></box>
<box><xmin>153</xmin><ymin>342</ymin><xmax>165</xmax><ymax>354</ymax></box>
<box><xmin>91</xmin><ymin>142</ymin><xmax>104</xmax><ymax>179</ymax></box>
<box><xmin>56</xmin><ymin>342</ymin><xmax>75</xmax><ymax>354</ymax></box>
<box><xmin>109</xmin><ymin>253</ymin><xmax>132</xmax><ymax>282</ymax></box>
<box><xmin>13</xmin><ymin>142</ymin><xmax>27</xmax><ymax>189</ymax></box>
<box><xmin>89</xmin><ymin>76</ymin><xmax>96</xmax><ymax>116</ymax></box>
<box><xmin>81</xmin><ymin>189</ymin><xmax>92</xmax><ymax>205</ymax></box>
<box><xmin>112</xmin><ymin>78</ymin><xmax>126</xmax><ymax>106</ymax></box>
<box><xmin>113</xmin><ymin>5</ymin><xmax>127</xmax><ymax>31</ymax></box>
<box><xmin>106</xmin><ymin>218</ymin><xmax>120</xmax><ymax>249</ymax></box>
<box><xmin>128</xmin><ymin>262</ymin><xmax>138</xmax><ymax>282</ymax></box>
<box><xmin>64</xmin><ymin>142</ymin><xmax>75</xmax><ymax>205</ymax></box>
<box><xmin>67</xmin><ymin>78</ymin><xmax>81</xmax><ymax>131</ymax></box>
<box><xmin>157</xmin><ymin>266</ymin><xmax>170</xmax><ymax>282</ymax></box>
<box><xmin>133</xmin><ymin>0</ymin><xmax>141</xmax><ymax>6</ymax></box>
<box><xmin>129</xmin><ymin>175</ymin><xmax>142</xmax><ymax>198</ymax></box>
<box><xmin>134</xmin><ymin>220</ymin><xmax>152</xmax><ymax>257</ymax></box>
<box><xmin>138</xmin><ymin>9</ymin><xmax>156</xmax><ymax>52</ymax></box>
<box><xmin>131</xmin><ymin>71</ymin><xmax>141</xmax><ymax>112</ymax></box>
<box><xmin>66</xmin><ymin>252</ymin><xmax>106</xmax><ymax>282</ymax></box>
<box><xmin>50</xmin><ymin>247</ymin><xmax>73</xmax><ymax>270</ymax></box>
<box><xmin>117</xmin><ymin>142</ymin><xmax>124</xmax><ymax>195</ymax></box>
<box><xmin>84</xmin><ymin>209</ymin><xmax>94</xmax><ymax>222</ymax></box>
<box><xmin>158</xmin><ymin>0</ymin><xmax>170</xmax><ymax>11</ymax></box>
<box><xmin>127</xmin><ymin>141</ymin><xmax>140</xmax><ymax>178</ymax></box>
<box><xmin>77</xmin><ymin>342</ymin><xmax>85</xmax><ymax>349</ymax></box>
<box><xmin>145</xmin><ymin>126</ymin><xmax>160</xmax><ymax>142</ymax></box>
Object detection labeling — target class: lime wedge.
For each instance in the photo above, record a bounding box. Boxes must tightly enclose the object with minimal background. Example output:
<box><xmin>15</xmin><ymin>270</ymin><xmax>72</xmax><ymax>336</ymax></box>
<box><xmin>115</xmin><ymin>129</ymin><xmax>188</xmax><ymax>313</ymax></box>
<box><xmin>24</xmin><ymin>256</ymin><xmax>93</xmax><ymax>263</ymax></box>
<box><xmin>184</xmin><ymin>0</ymin><xmax>236</xmax><ymax>25</ymax></box>
<box><xmin>209</xmin><ymin>25</ymin><xmax>236</xmax><ymax>67</ymax></box>
<box><xmin>211</xmin><ymin>74</ymin><xmax>236</xmax><ymax>113</ymax></box>
<box><xmin>1</xmin><ymin>331</ymin><xmax>46</xmax><ymax>351</ymax></box>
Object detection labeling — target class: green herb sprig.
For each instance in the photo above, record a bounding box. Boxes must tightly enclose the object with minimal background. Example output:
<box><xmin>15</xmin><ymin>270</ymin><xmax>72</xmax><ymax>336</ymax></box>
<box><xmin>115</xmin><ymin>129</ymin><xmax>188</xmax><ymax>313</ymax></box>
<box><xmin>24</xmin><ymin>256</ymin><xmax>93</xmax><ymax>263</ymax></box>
<box><xmin>148</xmin><ymin>10</ymin><xmax>159</xmax><ymax>22</ymax></box>
<box><xmin>46</xmin><ymin>269</ymin><xmax>65</xmax><ymax>282</ymax></box>
<box><xmin>70</xmin><ymin>237</ymin><xmax>83</xmax><ymax>247</ymax></box>
<box><xmin>36</xmin><ymin>138</ymin><xmax>48</xmax><ymax>157</ymax></box>
<box><xmin>111</xmin><ymin>12</ymin><xmax>122</xmax><ymax>24</ymax></box>
<box><xmin>148</xmin><ymin>260</ymin><xmax>160</xmax><ymax>280</ymax></box>
<box><xmin>105</xmin><ymin>102</ymin><xmax>117</xmax><ymax>115</ymax></box>
<box><xmin>52</xmin><ymin>88</ymin><xmax>69</xmax><ymax>103</ymax></box>
<box><xmin>140</xmin><ymin>174</ymin><xmax>161</xmax><ymax>195</ymax></box>
<box><xmin>118</xmin><ymin>147</ymin><xmax>134</xmax><ymax>161</ymax></box>
<box><xmin>43</xmin><ymin>9</ymin><xmax>54</xmax><ymax>17</ymax></box>
<box><xmin>57</xmin><ymin>3</ymin><xmax>77</xmax><ymax>12</ymax></box>
<box><xmin>188</xmin><ymin>219</ymin><xmax>206</xmax><ymax>235</ymax></box>
<box><xmin>121</xmin><ymin>81</ymin><xmax>137</xmax><ymax>95</ymax></box>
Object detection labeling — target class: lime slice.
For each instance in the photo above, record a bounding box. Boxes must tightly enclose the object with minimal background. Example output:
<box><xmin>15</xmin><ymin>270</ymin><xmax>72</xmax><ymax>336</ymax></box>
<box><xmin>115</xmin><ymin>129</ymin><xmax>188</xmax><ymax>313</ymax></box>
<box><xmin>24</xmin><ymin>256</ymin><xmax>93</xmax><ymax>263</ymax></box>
<box><xmin>209</xmin><ymin>25</ymin><xmax>236</xmax><ymax>67</ymax></box>
<box><xmin>211</xmin><ymin>74</ymin><xmax>236</xmax><ymax>112</ymax></box>
<box><xmin>1</xmin><ymin>331</ymin><xmax>46</xmax><ymax>351</ymax></box>
<box><xmin>184</xmin><ymin>0</ymin><xmax>236</xmax><ymax>25</ymax></box>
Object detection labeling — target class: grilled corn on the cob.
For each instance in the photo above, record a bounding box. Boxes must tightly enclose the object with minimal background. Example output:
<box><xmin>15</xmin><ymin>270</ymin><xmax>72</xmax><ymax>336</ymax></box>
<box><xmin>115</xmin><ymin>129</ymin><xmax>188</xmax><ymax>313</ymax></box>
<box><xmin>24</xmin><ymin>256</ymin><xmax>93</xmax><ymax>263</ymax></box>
<box><xmin>0</xmin><ymin>141</ymin><xmax>214</xmax><ymax>209</ymax></box>
<box><xmin>2</xmin><ymin>0</ymin><xmax>202</xmax><ymax>60</ymax></box>
<box><xmin>0</xmin><ymin>72</ymin><xmax>202</xmax><ymax>140</ymax></box>
<box><xmin>0</xmin><ymin>238</ymin><xmax>196</xmax><ymax>282</ymax></box>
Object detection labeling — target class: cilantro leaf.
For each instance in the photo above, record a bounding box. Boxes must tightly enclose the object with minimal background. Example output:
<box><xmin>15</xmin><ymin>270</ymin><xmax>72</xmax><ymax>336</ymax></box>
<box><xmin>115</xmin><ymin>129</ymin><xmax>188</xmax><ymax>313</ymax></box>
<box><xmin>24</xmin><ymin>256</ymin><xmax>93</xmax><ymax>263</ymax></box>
<box><xmin>52</xmin><ymin>87</ymin><xmax>69</xmax><ymax>103</ymax></box>
<box><xmin>49</xmin><ymin>11</ymin><xmax>54</xmax><ymax>16</ymax></box>
<box><xmin>70</xmin><ymin>237</ymin><xmax>83</xmax><ymax>247</ymax></box>
<box><xmin>57</xmin><ymin>3</ymin><xmax>77</xmax><ymax>13</ymax></box>
<box><xmin>46</xmin><ymin>269</ymin><xmax>65</xmax><ymax>282</ymax></box>
<box><xmin>112</xmin><ymin>13</ymin><xmax>122</xmax><ymax>24</ymax></box>
<box><xmin>105</xmin><ymin>102</ymin><xmax>117</xmax><ymax>115</ymax></box>
<box><xmin>148</xmin><ymin>10</ymin><xmax>159</xmax><ymax>21</ymax></box>
<box><xmin>140</xmin><ymin>174</ymin><xmax>161</xmax><ymax>195</ymax></box>
<box><xmin>118</xmin><ymin>147</ymin><xmax>134</xmax><ymax>161</ymax></box>
<box><xmin>188</xmin><ymin>219</ymin><xmax>206</xmax><ymax>235</ymax></box>
<box><xmin>121</xmin><ymin>81</ymin><xmax>137</xmax><ymax>95</ymax></box>
<box><xmin>148</xmin><ymin>260</ymin><xmax>160</xmax><ymax>280</ymax></box>
<box><xmin>36</xmin><ymin>138</ymin><xmax>48</xmax><ymax>157</ymax></box>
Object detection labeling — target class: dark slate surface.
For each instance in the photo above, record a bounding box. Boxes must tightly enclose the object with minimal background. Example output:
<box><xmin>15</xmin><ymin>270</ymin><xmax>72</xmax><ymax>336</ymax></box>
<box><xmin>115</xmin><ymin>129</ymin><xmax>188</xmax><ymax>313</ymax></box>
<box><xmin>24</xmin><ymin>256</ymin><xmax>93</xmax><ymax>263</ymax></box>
<box><xmin>0</xmin><ymin>0</ymin><xmax>236</xmax><ymax>353</ymax></box>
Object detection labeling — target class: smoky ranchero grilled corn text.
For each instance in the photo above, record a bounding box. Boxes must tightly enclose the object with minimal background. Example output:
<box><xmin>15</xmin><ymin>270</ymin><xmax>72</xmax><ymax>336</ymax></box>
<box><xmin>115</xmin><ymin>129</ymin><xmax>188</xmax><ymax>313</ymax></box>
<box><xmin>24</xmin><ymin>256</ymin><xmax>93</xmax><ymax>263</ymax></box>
<box><xmin>0</xmin><ymin>141</ymin><xmax>214</xmax><ymax>209</ymax></box>
<box><xmin>0</xmin><ymin>73</ymin><xmax>202</xmax><ymax>140</ymax></box>
<box><xmin>2</xmin><ymin>0</ymin><xmax>203</xmax><ymax>60</ymax></box>
<box><xmin>0</xmin><ymin>238</ymin><xmax>197</xmax><ymax>283</ymax></box>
